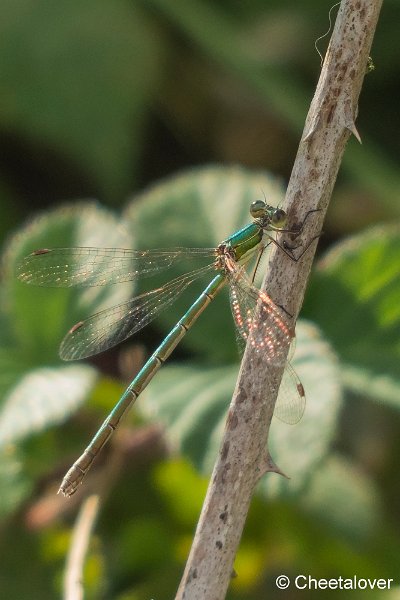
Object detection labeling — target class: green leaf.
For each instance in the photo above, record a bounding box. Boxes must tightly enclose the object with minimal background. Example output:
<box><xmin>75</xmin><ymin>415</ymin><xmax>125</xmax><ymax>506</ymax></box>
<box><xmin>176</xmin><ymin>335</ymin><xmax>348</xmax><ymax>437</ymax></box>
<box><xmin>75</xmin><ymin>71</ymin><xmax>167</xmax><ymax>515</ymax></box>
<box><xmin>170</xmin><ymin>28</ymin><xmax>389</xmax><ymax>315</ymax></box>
<box><xmin>341</xmin><ymin>364</ymin><xmax>400</xmax><ymax>409</ymax></box>
<box><xmin>140</xmin><ymin>320</ymin><xmax>342</xmax><ymax>496</ymax></box>
<box><xmin>258</xmin><ymin>321</ymin><xmax>342</xmax><ymax>498</ymax></box>
<box><xmin>0</xmin><ymin>0</ymin><xmax>162</xmax><ymax>198</ymax></box>
<box><xmin>3</xmin><ymin>201</ymin><xmax>134</xmax><ymax>366</ymax></box>
<box><xmin>304</xmin><ymin>224</ymin><xmax>400</xmax><ymax>407</ymax></box>
<box><xmin>0</xmin><ymin>201</ymin><xmax>134</xmax><ymax>444</ymax></box>
<box><xmin>300</xmin><ymin>454</ymin><xmax>382</xmax><ymax>542</ymax></box>
<box><xmin>0</xmin><ymin>446</ymin><xmax>32</xmax><ymax>517</ymax></box>
<box><xmin>142</xmin><ymin>363</ymin><xmax>235</xmax><ymax>468</ymax></box>
<box><xmin>124</xmin><ymin>164</ymin><xmax>285</xmax><ymax>362</ymax></box>
<box><xmin>0</xmin><ymin>365</ymin><xmax>97</xmax><ymax>449</ymax></box>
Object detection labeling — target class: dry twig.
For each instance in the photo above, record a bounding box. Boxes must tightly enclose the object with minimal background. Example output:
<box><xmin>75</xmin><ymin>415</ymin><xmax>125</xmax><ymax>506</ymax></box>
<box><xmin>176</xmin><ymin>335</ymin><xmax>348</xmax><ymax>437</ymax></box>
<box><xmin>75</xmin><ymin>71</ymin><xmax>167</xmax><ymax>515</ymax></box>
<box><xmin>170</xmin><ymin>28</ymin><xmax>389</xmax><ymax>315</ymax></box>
<box><xmin>64</xmin><ymin>495</ymin><xmax>100</xmax><ymax>600</ymax></box>
<box><xmin>176</xmin><ymin>1</ymin><xmax>383</xmax><ymax>598</ymax></box>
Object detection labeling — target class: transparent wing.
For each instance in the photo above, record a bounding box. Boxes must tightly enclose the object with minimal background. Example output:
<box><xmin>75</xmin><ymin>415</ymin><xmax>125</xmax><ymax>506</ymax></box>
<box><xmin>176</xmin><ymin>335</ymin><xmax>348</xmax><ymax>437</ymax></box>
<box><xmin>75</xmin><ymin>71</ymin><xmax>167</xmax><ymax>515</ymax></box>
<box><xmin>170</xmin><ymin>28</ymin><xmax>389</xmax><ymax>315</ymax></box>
<box><xmin>226</xmin><ymin>260</ymin><xmax>305</xmax><ymax>424</ymax></box>
<box><xmin>17</xmin><ymin>247</ymin><xmax>216</xmax><ymax>287</ymax></box>
<box><xmin>60</xmin><ymin>264</ymin><xmax>216</xmax><ymax>360</ymax></box>
<box><xmin>227</xmin><ymin>261</ymin><xmax>293</xmax><ymax>367</ymax></box>
<box><xmin>274</xmin><ymin>361</ymin><xmax>306</xmax><ymax>425</ymax></box>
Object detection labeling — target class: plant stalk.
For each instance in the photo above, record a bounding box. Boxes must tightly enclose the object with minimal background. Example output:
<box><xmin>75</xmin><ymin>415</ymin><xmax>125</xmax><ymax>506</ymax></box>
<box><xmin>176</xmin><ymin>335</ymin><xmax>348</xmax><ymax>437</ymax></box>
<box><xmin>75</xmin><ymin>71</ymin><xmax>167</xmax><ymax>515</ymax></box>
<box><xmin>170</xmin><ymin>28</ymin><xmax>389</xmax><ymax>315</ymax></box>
<box><xmin>175</xmin><ymin>1</ymin><xmax>383</xmax><ymax>598</ymax></box>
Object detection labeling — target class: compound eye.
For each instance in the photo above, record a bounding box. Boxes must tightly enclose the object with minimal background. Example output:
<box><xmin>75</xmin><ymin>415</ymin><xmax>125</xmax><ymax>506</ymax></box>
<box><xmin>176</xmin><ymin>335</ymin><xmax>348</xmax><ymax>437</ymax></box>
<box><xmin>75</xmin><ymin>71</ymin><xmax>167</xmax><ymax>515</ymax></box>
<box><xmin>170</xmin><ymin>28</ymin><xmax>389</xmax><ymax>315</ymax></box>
<box><xmin>272</xmin><ymin>208</ymin><xmax>287</xmax><ymax>227</ymax></box>
<box><xmin>250</xmin><ymin>200</ymin><xmax>266</xmax><ymax>218</ymax></box>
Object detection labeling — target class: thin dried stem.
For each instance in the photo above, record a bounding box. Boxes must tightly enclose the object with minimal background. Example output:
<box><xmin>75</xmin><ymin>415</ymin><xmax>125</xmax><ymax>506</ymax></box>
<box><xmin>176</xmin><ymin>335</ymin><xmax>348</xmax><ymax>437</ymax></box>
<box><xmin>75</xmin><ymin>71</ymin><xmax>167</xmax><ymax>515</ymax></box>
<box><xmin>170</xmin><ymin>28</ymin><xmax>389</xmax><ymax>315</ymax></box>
<box><xmin>64</xmin><ymin>495</ymin><xmax>100</xmax><ymax>600</ymax></box>
<box><xmin>175</xmin><ymin>1</ymin><xmax>383</xmax><ymax>598</ymax></box>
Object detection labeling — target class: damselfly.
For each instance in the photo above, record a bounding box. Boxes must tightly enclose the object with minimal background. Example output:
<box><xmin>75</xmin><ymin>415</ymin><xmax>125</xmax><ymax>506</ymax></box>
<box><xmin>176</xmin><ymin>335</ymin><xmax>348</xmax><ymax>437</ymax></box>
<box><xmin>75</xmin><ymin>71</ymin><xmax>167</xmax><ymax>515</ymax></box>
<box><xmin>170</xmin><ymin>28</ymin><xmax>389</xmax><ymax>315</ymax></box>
<box><xmin>17</xmin><ymin>200</ymin><xmax>318</xmax><ymax>496</ymax></box>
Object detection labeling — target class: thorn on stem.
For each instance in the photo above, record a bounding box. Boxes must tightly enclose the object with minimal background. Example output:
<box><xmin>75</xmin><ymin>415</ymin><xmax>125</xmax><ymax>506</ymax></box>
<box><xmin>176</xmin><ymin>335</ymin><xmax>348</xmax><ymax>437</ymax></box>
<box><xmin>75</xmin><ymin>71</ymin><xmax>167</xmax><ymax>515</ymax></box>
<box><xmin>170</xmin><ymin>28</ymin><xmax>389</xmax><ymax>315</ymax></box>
<box><xmin>260</xmin><ymin>452</ymin><xmax>290</xmax><ymax>479</ymax></box>
<box><xmin>347</xmin><ymin>121</ymin><xmax>362</xmax><ymax>144</ymax></box>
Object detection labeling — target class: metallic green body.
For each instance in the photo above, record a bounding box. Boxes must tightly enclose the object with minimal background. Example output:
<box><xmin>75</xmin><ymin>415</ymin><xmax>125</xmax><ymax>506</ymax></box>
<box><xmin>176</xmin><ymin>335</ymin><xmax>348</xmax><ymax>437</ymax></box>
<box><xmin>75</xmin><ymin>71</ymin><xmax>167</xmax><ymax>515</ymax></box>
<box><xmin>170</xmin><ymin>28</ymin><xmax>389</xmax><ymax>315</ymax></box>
<box><xmin>225</xmin><ymin>222</ymin><xmax>263</xmax><ymax>261</ymax></box>
<box><xmin>60</xmin><ymin>223</ymin><xmax>264</xmax><ymax>495</ymax></box>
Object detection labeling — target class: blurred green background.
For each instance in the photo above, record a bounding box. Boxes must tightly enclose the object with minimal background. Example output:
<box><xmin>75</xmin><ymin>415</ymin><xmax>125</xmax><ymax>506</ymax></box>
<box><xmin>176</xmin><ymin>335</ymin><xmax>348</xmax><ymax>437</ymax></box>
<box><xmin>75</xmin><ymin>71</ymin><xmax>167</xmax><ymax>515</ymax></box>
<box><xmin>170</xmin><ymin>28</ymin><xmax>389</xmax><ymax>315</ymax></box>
<box><xmin>0</xmin><ymin>1</ymin><xmax>399</xmax><ymax>599</ymax></box>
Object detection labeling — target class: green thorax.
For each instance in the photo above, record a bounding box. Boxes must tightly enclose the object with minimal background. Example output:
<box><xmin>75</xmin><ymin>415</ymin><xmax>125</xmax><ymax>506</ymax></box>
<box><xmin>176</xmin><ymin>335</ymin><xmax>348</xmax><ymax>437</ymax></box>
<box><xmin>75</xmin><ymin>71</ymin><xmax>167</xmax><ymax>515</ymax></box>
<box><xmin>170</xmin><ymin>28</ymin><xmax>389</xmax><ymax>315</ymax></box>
<box><xmin>224</xmin><ymin>222</ymin><xmax>263</xmax><ymax>262</ymax></box>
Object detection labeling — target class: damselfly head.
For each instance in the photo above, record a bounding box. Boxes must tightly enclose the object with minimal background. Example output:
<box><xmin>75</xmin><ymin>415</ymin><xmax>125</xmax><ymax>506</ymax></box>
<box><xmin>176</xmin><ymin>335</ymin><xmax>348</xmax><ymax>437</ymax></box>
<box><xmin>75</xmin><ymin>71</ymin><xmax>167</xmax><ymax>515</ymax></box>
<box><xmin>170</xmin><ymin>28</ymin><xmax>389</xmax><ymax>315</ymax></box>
<box><xmin>271</xmin><ymin>208</ymin><xmax>287</xmax><ymax>228</ymax></box>
<box><xmin>250</xmin><ymin>201</ymin><xmax>287</xmax><ymax>228</ymax></box>
<box><xmin>250</xmin><ymin>199</ymin><xmax>267</xmax><ymax>218</ymax></box>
